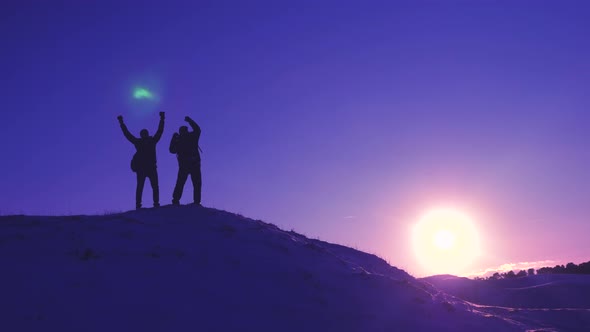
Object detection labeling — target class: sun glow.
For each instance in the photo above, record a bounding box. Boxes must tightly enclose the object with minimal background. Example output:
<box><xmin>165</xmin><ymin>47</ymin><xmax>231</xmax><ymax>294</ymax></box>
<box><xmin>412</xmin><ymin>208</ymin><xmax>481</xmax><ymax>276</ymax></box>
<box><xmin>434</xmin><ymin>230</ymin><xmax>455</xmax><ymax>250</ymax></box>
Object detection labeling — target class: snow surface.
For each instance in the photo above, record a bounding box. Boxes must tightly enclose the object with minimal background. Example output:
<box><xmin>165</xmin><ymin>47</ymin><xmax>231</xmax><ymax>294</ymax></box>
<box><xmin>0</xmin><ymin>206</ymin><xmax>583</xmax><ymax>331</ymax></box>
<box><xmin>423</xmin><ymin>274</ymin><xmax>590</xmax><ymax>331</ymax></box>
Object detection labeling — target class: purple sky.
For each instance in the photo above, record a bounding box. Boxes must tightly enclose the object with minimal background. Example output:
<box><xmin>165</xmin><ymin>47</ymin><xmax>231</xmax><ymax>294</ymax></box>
<box><xmin>1</xmin><ymin>1</ymin><xmax>589</xmax><ymax>276</ymax></box>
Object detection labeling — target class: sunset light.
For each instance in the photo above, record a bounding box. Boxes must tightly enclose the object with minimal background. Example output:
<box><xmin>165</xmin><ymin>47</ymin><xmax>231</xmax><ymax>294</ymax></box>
<box><xmin>433</xmin><ymin>229</ymin><xmax>455</xmax><ymax>250</ymax></box>
<box><xmin>412</xmin><ymin>208</ymin><xmax>481</xmax><ymax>276</ymax></box>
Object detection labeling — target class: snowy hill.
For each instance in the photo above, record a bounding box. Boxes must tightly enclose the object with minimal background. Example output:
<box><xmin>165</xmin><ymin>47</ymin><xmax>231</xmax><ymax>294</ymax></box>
<box><xmin>0</xmin><ymin>206</ymin><xmax>580</xmax><ymax>331</ymax></box>
<box><xmin>423</xmin><ymin>274</ymin><xmax>590</xmax><ymax>309</ymax></box>
<box><xmin>423</xmin><ymin>274</ymin><xmax>590</xmax><ymax>331</ymax></box>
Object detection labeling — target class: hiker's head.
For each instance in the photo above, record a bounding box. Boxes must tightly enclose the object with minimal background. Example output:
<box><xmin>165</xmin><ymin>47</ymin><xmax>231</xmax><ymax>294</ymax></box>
<box><xmin>140</xmin><ymin>129</ymin><xmax>149</xmax><ymax>138</ymax></box>
<box><xmin>179</xmin><ymin>126</ymin><xmax>189</xmax><ymax>135</ymax></box>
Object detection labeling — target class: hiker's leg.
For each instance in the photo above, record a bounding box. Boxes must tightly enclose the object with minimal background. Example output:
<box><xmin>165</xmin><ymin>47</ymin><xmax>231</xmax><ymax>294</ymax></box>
<box><xmin>148</xmin><ymin>168</ymin><xmax>160</xmax><ymax>206</ymax></box>
<box><xmin>136</xmin><ymin>172</ymin><xmax>146</xmax><ymax>209</ymax></box>
<box><xmin>172</xmin><ymin>166</ymin><xmax>189</xmax><ymax>204</ymax></box>
<box><xmin>190</xmin><ymin>164</ymin><xmax>202</xmax><ymax>204</ymax></box>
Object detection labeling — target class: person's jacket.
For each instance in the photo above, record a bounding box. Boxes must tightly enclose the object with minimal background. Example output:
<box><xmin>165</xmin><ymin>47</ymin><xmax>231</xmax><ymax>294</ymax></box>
<box><xmin>121</xmin><ymin>118</ymin><xmax>164</xmax><ymax>169</ymax></box>
<box><xmin>169</xmin><ymin>118</ymin><xmax>201</xmax><ymax>165</ymax></box>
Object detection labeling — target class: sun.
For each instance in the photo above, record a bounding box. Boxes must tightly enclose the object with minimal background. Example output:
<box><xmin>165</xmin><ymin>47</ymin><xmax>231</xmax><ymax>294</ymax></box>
<box><xmin>412</xmin><ymin>208</ymin><xmax>481</xmax><ymax>276</ymax></box>
<box><xmin>433</xmin><ymin>229</ymin><xmax>455</xmax><ymax>250</ymax></box>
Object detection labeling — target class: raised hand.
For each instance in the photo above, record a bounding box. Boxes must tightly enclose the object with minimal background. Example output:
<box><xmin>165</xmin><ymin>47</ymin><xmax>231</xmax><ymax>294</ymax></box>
<box><xmin>117</xmin><ymin>115</ymin><xmax>124</xmax><ymax>123</ymax></box>
<box><xmin>184</xmin><ymin>116</ymin><xmax>191</xmax><ymax>122</ymax></box>
<box><xmin>159</xmin><ymin>112</ymin><xmax>165</xmax><ymax>118</ymax></box>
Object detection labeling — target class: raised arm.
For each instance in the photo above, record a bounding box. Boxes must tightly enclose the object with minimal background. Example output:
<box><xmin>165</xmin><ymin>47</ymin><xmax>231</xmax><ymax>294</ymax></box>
<box><xmin>118</xmin><ymin>116</ymin><xmax>138</xmax><ymax>144</ymax></box>
<box><xmin>184</xmin><ymin>116</ymin><xmax>201</xmax><ymax>134</ymax></box>
<box><xmin>153</xmin><ymin>112</ymin><xmax>165</xmax><ymax>143</ymax></box>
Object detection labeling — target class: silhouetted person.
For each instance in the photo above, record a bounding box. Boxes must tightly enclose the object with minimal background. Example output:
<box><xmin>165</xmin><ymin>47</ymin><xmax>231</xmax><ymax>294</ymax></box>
<box><xmin>117</xmin><ymin>112</ymin><xmax>165</xmax><ymax>209</ymax></box>
<box><xmin>169</xmin><ymin>115</ymin><xmax>201</xmax><ymax>206</ymax></box>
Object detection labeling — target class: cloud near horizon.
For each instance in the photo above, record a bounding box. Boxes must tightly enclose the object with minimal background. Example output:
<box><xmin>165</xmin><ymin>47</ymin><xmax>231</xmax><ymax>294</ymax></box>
<box><xmin>467</xmin><ymin>260</ymin><xmax>557</xmax><ymax>277</ymax></box>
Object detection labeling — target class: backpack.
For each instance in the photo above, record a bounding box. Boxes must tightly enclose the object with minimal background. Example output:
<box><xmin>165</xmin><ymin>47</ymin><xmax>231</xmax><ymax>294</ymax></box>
<box><xmin>169</xmin><ymin>133</ymin><xmax>202</xmax><ymax>155</ymax></box>
<box><xmin>130</xmin><ymin>153</ymin><xmax>139</xmax><ymax>173</ymax></box>
<box><xmin>169</xmin><ymin>134</ymin><xmax>179</xmax><ymax>154</ymax></box>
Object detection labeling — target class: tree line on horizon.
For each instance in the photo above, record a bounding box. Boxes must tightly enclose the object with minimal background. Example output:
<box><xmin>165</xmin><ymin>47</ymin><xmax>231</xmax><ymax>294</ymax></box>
<box><xmin>475</xmin><ymin>260</ymin><xmax>590</xmax><ymax>280</ymax></box>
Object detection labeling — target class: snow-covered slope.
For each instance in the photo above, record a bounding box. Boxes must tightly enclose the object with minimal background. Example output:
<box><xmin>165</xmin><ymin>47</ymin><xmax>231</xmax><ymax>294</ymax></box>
<box><xmin>0</xmin><ymin>206</ymin><xmax>566</xmax><ymax>331</ymax></box>
<box><xmin>423</xmin><ymin>274</ymin><xmax>590</xmax><ymax>309</ymax></box>
<box><xmin>423</xmin><ymin>274</ymin><xmax>590</xmax><ymax>331</ymax></box>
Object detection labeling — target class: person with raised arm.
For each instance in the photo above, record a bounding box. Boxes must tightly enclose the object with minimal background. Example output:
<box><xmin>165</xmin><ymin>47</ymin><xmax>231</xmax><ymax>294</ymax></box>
<box><xmin>117</xmin><ymin>112</ymin><xmax>165</xmax><ymax>209</ymax></box>
<box><xmin>169</xmin><ymin>115</ymin><xmax>202</xmax><ymax>206</ymax></box>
